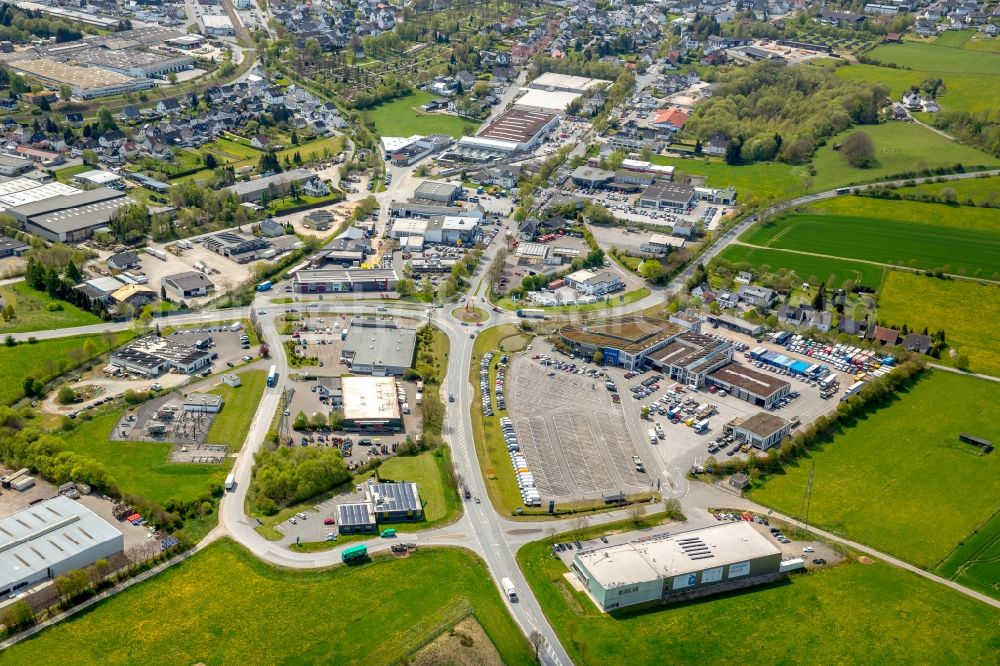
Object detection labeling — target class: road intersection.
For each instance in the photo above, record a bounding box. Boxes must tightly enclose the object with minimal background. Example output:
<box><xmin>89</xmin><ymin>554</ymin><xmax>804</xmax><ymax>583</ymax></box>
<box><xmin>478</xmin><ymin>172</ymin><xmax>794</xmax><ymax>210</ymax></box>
<box><xmin>11</xmin><ymin>166</ymin><xmax>1000</xmax><ymax>661</ymax></box>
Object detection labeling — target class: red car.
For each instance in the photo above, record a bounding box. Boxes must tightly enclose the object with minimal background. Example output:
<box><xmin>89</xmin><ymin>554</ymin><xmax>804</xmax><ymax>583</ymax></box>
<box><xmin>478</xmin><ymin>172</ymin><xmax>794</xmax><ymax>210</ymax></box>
<box><xmin>323</xmin><ymin>518</ymin><xmax>336</xmax><ymax>525</ymax></box>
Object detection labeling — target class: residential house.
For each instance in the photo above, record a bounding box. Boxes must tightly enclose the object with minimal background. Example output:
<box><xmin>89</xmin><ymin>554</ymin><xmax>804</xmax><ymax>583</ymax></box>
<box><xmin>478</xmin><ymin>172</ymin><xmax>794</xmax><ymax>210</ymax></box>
<box><xmin>107</xmin><ymin>251</ymin><xmax>141</xmax><ymax>271</ymax></box>
<box><xmin>737</xmin><ymin>285</ymin><xmax>777</xmax><ymax>308</ymax></box>
<box><xmin>904</xmin><ymin>332</ymin><xmax>932</xmax><ymax>353</ymax></box>
<box><xmin>869</xmin><ymin>325</ymin><xmax>899</xmax><ymax>346</ymax></box>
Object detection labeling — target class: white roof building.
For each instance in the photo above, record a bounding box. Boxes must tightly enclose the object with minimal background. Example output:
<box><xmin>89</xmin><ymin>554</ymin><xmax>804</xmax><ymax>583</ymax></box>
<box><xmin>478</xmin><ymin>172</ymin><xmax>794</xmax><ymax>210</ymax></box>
<box><xmin>0</xmin><ymin>496</ymin><xmax>124</xmax><ymax>596</ymax></box>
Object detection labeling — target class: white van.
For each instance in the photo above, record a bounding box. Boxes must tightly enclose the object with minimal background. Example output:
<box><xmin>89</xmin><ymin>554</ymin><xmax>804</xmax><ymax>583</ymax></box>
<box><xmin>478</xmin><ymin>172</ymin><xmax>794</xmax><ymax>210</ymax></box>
<box><xmin>648</xmin><ymin>428</ymin><xmax>657</xmax><ymax>444</ymax></box>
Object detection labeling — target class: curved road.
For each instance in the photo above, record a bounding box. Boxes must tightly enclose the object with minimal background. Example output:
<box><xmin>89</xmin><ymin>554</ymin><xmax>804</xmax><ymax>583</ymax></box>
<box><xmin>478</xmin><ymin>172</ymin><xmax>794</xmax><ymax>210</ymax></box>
<box><xmin>14</xmin><ymin>166</ymin><xmax>1000</xmax><ymax>659</ymax></box>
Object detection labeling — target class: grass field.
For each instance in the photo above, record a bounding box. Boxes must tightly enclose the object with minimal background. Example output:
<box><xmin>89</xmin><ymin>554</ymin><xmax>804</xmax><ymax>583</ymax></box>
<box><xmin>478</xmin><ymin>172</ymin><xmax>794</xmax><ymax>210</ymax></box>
<box><xmin>4</xmin><ymin>541</ymin><xmax>533</xmax><ymax>665</ymax></box>
<box><xmin>367</xmin><ymin>91</ymin><xmax>477</xmax><ymax>138</ymax></box>
<box><xmin>740</xmin><ymin>209</ymin><xmax>1000</xmax><ymax>277</ymax></box>
<box><xmin>867</xmin><ymin>41</ymin><xmax>1000</xmax><ymax>75</ymax></box>
<box><xmin>61</xmin><ymin>410</ymin><xmax>227</xmax><ymax>505</ymax></box>
<box><xmin>651</xmin><ymin>123</ymin><xmax>998</xmax><ymax>201</ymax></box>
<box><xmin>935</xmin><ymin>508</ymin><xmax>1000</xmax><ymax>600</ymax></box>
<box><xmin>890</xmin><ymin>175</ymin><xmax>1000</xmax><ymax>205</ymax></box>
<box><xmin>811</xmin><ymin>122</ymin><xmax>1000</xmax><ymax>185</ymax></box>
<box><xmin>0</xmin><ymin>281</ymin><xmax>101</xmax><ymax>333</ymax></box>
<box><xmin>962</xmin><ymin>33</ymin><xmax>1000</xmax><ymax>54</ymax></box>
<box><xmin>811</xmin><ymin>195</ymin><xmax>1000</xmax><ymax>232</ymax></box>
<box><xmin>878</xmin><ymin>272</ymin><xmax>1000</xmax><ymax>376</ymax></box>
<box><xmin>649</xmin><ymin>154</ymin><xmax>804</xmax><ymax>202</ymax></box>
<box><xmin>377</xmin><ymin>448</ymin><xmax>458</xmax><ymax>524</ymax></box>
<box><xmin>717</xmin><ymin>245</ymin><xmax>887</xmax><ymax>289</ymax></box>
<box><xmin>204</xmin><ymin>369</ymin><xmax>267</xmax><ymax>447</ymax></box>
<box><xmin>750</xmin><ymin>371</ymin><xmax>1000</xmax><ymax>569</ymax></box>
<box><xmin>519</xmin><ymin>525</ymin><xmax>1000</xmax><ymax>666</ymax></box>
<box><xmin>838</xmin><ymin>39</ymin><xmax>1000</xmax><ymax>113</ymax></box>
<box><xmin>0</xmin><ymin>332</ymin><xmax>132</xmax><ymax>405</ymax></box>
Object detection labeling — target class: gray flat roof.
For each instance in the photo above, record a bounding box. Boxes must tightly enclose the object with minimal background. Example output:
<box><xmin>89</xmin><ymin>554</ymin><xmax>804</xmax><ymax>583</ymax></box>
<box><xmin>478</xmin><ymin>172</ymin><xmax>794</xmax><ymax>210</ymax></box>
<box><xmin>341</xmin><ymin>320</ymin><xmax>416</xmax><ymax>371</ymax></box>
<box><xmin>0</xmin><ymin>496</ymin><xmax>123</xmax><ymax>590</ymax></box>
<box><xmin>415</xmin><ymin>180</ymin><xmax>462</xmax><ymax>197</ymax></box>
<box><xmin>9</xmin><ymin>186</ymin><xmax>124</xmax><ymax>218</ymax></box>
<box><xmin>640</xmin><ymin>181</ymin><xmax>696</xmax><ymax>204</ymax></box>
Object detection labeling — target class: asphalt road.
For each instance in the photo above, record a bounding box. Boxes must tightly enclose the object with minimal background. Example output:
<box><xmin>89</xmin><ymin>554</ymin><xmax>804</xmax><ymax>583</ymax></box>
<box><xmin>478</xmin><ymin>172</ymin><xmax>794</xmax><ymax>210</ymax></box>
<box><xmin>17</xmin><ymin>167</ymin><xmax>1000</xmax><ymax>659</ymax></box>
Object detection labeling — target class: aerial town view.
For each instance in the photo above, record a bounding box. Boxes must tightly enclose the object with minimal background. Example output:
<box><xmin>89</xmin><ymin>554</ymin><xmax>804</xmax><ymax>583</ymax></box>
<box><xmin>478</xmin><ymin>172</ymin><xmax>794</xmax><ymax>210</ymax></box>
<box><xmin>0</xmin><ymin>0</ymin><xmax>996</xmax><ymax>662</ymax></box>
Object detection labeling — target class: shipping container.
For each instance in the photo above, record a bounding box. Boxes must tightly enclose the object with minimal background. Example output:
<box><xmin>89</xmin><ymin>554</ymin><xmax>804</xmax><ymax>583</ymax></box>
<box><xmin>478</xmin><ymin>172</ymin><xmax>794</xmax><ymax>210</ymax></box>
<box><xmin>11</xmin><ymin>476</ymin><xmax>35</xmax><ymax>491</ymax></box>
<box><xmin>1</xmin><ymin>467</ymin><xmax>29</xmax><ymax>488</ymax></box>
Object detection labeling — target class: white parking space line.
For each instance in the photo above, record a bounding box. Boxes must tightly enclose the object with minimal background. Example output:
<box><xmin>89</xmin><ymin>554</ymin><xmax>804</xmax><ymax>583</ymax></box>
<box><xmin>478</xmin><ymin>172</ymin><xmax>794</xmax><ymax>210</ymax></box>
<box><xmin>515</xmin><ymin>416</ymin><xmax>571</xmax><ymax>497</ymax></box>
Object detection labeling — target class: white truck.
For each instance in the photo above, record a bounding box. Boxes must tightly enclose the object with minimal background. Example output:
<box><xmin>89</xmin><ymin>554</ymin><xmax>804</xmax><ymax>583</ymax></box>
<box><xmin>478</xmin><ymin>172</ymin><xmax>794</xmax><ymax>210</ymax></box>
<box><xmin>225</xmin><ymin>473</ymin><xmax>236</xmax><ymax>491</ymax></box>
<box><xmin>500</xmin><ymin>577</ymin><xmax>518</xmax><ymax>602</ymax></box>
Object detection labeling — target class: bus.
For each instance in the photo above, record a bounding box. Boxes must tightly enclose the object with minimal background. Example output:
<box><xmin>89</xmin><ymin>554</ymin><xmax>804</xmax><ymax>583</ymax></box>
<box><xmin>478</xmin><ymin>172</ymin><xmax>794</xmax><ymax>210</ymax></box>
<box><xmin>266</xmin><ymin>365</ymin><xmax>278</xmax><ymax>387</ymax></box>
<box><xmin>342</xmin><ymin>545</ymin><xmax>368</xmax><ymax>563</ymax></box>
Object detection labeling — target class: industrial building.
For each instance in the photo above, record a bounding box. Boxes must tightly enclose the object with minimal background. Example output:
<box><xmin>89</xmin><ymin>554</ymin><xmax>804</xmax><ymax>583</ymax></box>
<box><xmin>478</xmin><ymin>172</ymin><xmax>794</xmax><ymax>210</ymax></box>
<box><xmin>413</xmin><ymin>180</ymin><xmax>463</xmax><ymax>204</ymax></box>
<box><xmin>638</xmin><ymin>182</ymin><xmax>696</xmax><ymax>210</ymax></box>
<box><xmin>202</xmin><ymin>232</ymin><xmax>270</xmax><ymax>262</ymax></box>
<box><xmin>571</xmin><ymin>522</ymin><xmax>783</xmax><ymax>612</ymax></box>
<box><xmin>458</xmin><ymin>108</ymin><xmax>559</xmax><ymax>155</ymax></box>
<box><xmin>9</xmin><ymin>58</ymin><xmax>154</xmax><ymax>99</ymax></box>
<box><xmin>13</xmin><ymin>187</ymin><xmax>128</xmax><ymax>243</ymax></box>
<box><xmin>0</xmin><ymin>235</ymin><xmax>29</xmax><ymax>258</ymax></box>
<box><xmin>162</xmin><ymin>271</ymin><xmax>215</xmax><ymax>299</ymax></box>
<box><xmin>560</xmin><ymin>316</ymin><xmax>683</xmax><ymax>370</ymax></box>
<box><xmin>73</xmin><ymin>170</ymin><xmax>123</xmax><ymax>189</ymax></box>
<box><xmin>202</xmin><ymin>14</ymin><xmax>236</xmax><ymax>36</ymax></box>
<box><xmin>340</xmin><ymin>376</ymin><xmax>404</xmax><ymax>432</ymax></box>
<box><xmin>336</xmin><ymin>502</ymin><xmax>377</xmax><ymax>535</ymax></box>
<box><xmin>71</xmin><ymin>46</ymin><xmax>194</xmax><ymax>79</ymax></box>
<box><xmin>423</xmin><ymin>215</ymin><xmax>479</xmax><ymax>245</ymax></box>
<box><xmin>727</xmin><ymin>412</ymin><xmax>792</xmax><ymax>450</ymax></box>
<box><xmin>293</xmin><ymin>268</ymin><xmax>397</xmax><ymax>294</ymax></box>
<box><xmin>563</xmin><ymin>268</ymin><xmax>625</xmax><ymax>296</ymax></box>
<box><xmin>708</xmin><ymin>363</ymin><xmax>790</xmax><ymax>408</ymax></box>
<box><xmin>648</xmin><ymin>332</ymin><xmax>734</xmax><ymax>387</ymax></box>
<box><xmin>110</xmin><ymin>336</ymin><xmax>213</xmax><ymax>376</ymax></box>
<box><xmin>0</xmin><ymin>496</ymin><xmax>124</xmax><ymax>599</ymax></box>
<box><xmin>367</xmin><ymin>481</ymin><xmax>423</xmax><ymax>522</ymax></box>
<box><xmin>340</xmin><ymin>317</ymin><xmax>416</xmax><ymax>376</ymax></box>
<box><xmin>529</xmin><ymin>72</ymin><xmax>608</xmax><ymax>94</ymax></box>
<box><xmin>514</xmin><ymin>88</ymin><xmax>582</xmax><ymax>112</ymax></box>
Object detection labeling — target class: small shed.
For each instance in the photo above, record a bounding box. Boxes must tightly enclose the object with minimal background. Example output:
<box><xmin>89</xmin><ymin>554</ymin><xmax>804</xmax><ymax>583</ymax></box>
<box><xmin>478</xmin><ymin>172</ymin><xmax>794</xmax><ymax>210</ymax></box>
<box><xmin>222</xmin><ymin>374</ymin><xmax>241</xmax><ymax>387</ymax></box>
<box><xmin>729</xmin><ymin>472</ymin><xmax>750</xmax><ymax>490</ymax></box>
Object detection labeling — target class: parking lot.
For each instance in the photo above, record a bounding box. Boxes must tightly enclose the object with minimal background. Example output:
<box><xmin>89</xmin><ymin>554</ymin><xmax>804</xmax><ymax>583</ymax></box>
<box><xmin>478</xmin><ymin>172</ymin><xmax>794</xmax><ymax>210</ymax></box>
<box><xmin>506</xmin><ymin>350</ymin><xmax>653</xmax><ymax>501</ymax></box>
<box><xmin>271</xmin><ymin>481</ymin><xmax>372</xmax><ymax>544</ymax></box>
<box><xmin>504</xmin><ymin>328</ymin><xmax>850</xmax><ymax>500</ymax></box>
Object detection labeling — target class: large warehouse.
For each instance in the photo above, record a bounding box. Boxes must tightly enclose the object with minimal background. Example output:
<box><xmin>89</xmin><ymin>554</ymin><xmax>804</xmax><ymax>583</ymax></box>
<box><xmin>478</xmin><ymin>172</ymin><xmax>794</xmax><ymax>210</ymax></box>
<box><xmin>0</xmin><ymin>496</ymin><xmax>124</xmax><ymax>598</ymax></box>
<box><xmin>9</xmin><ymin>58</ymin><xmax>154</xmax><ymax>98</ymax></box>
<box><xmin>708</xmin><ymin>363</ymin><xmax>790</xmax><ymax>408</ymax></box>
<box><xmin>340</xmin><ymin>376</ymin><xmax>404</xmax><ymax>432</ymax></box>
<box><xmin>340</xmin><ymin>317</ymin><xmax>416</xmax><ymax>376</ymax></box>
<box><xmin>458</xmin><ymin>108</ymin><xmax>559</xmax><ymax>155</ymax></box>
<box><xmin>560</xmin><ymin>316</ymin><xmax>683</xmax><ymax>369</ymax></box>
<box><xmin>571</xmin><ymin>522</ymin><xmax>783</xmax><ymax>611</ymax></box>
<box><xmin>13</xmin><ymin>187</ymin><xmax>129</xmax><ymax>243</ymax></box>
